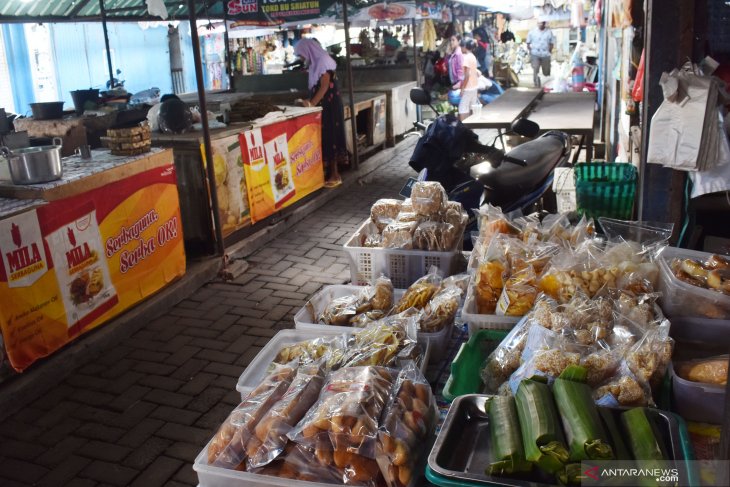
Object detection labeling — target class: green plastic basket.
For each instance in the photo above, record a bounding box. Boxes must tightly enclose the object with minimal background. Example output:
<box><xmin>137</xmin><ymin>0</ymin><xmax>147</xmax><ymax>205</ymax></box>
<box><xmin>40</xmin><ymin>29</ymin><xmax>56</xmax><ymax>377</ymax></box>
<box><xmin>442</xmin><ymin>329</ymin><xmax>509</xmax><ymax>402</ymax></box>
<box><xmin>574</xmin><ymin>162</ymin><xmax>637</xmax><ymax>220</ymax></box>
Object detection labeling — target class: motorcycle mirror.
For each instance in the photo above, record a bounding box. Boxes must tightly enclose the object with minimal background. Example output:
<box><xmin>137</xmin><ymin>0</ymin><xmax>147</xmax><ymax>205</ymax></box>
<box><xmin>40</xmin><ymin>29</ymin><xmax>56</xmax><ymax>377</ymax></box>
<box><xmin>409</xmin><ymin>88</ymin><xmax>431</xmax><ymax>106</ymax></box>
<box><xmin>511</xmin><ymin>118</ymin><xmax>540</xmax><ymax>138</ymax></box>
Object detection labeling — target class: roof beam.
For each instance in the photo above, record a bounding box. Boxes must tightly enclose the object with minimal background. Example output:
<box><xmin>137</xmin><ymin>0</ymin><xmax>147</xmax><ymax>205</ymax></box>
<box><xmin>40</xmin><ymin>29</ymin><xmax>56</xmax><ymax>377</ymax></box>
<box><xmin>69</xmin><ymin>0</ymin><xmax>94</xmax><ymax>18</ymax></box>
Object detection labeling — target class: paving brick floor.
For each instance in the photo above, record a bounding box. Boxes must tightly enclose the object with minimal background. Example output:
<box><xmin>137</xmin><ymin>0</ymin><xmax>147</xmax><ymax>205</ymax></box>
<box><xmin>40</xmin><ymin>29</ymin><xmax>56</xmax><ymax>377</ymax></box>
<box><xmin>0</xmin><ymin>144</ymin><xmax>418</xmax><ymax>487</ymax></box>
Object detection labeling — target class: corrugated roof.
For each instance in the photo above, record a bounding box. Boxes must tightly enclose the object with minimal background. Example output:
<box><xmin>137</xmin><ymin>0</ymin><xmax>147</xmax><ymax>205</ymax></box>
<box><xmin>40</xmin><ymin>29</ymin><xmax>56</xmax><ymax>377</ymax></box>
<box><xmin>0</xmin><ymin>0</ymin><xmax>226</xmax><ymax>23</ymax></box>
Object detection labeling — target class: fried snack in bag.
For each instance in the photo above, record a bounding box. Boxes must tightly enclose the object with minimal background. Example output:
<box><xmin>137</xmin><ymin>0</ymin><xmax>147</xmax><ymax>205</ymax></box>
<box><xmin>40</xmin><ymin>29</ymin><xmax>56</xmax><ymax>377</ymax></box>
<box><xmin>475</xmin><ymin>259</ymin><xmax>507</xmax><ymax>314</ymax></box>
<box><xmin>419</xmin><ymin>284</ymin><xmax>463</xmax><ymax>332</ymax></box>
<box><xmin>340</xmin><ymin>311</ymin><xmax>419</xmax><ymax>368</ymax></box>
<box><xmin>594</xmin><ymin>361</ymin><xmax>654</xmax><ymax>407</ymax></box>
<box><xmin>395</xmin><ymin>211</ymin><xmax>422</xmax><ymax>224</ymax></box>
<box><xmin>413</xmin><ymin>221</ymin><xmax>459</xmax><ymax>251</ymax></box>
<box><xmin>382</xmin><ymin>221</ymin><xmax>418</xmax><ymax>249</ymax></box>
<box><xmin>481</xmin><ymin>315</ymin><xmax>534</xmax><ymax>392</ymax></box>
<box><xmin>371</xmin><ymin>199</ymin><xmax>403</xmax><ymax>232</ymax></box>
<box><xmin>273</xmin><ymin>335</ymin><xmax>347</xmax><ymax>370</ymax></box>
<box><xmin>440</xmin><ymin>200</ymin><xmax>469</xmax><ymax>234</ymax></box>
<box><xmin>320</xmin><ymin>294</ymin><xmax>365</xmax><ymax>326</ymax></box>
<box><xmin>393</xmin><ymin>268</ymin><xmax>442</xmax><ymax>313</ymax></box>
<box><xmin>247</xmin><ymin>363</ymin><xmax>326</xmax><ymax>469</ymax></box>
<box><xmin>288</xmin><ymin>366</ymin><xmax>394</xmax><ymax>461</ymax></box>
<box><xmin>495</xmin><ymin>266</ymin><xmax>538</xmax><ymax>317</ymax></box>
<box><xmin>625</xmin><ymin>320</ymin><xmax>674</xmax><ymax>391</ymax></box>
<box><xmin>476</xmin><ymin>204</ymin><xmax>521</xmax><ymax>244</ymax></box>
<box><xmin>362</xmin><ymin>233</ymin><xmax>383</xmax><ymax>248</ymax></box>
<box><xmin>377</xmin><ymin>363</ymin><xmax>437</xmax><ymax>487</ymax></box>
<box><xmin>411</xmin><ymin>181</ymin><xmax>446</xmax><ymax>217</ymax></box>
<box><xmin>208</xmin><ymin>361</ymin><xmax>298</xmax><ymax>469</ymax></box>
<box><xmin>368</xmin><ymin>276</ymin><xmax>395</xmax><ymax>312</ymax></box>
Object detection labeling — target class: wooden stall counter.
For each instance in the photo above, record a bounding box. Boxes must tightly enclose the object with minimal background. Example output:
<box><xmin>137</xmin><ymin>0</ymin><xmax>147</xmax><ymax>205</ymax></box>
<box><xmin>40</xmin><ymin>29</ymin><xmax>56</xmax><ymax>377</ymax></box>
<box><xmin>0</xmin><ymin>148</ymin><xmax>186</xmax><ymax>372</ymax></box>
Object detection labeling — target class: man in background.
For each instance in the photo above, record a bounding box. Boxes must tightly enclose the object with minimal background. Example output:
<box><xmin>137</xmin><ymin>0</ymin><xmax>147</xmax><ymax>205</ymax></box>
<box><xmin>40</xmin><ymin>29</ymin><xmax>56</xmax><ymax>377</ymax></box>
<box><xmin>526</xmin><ymin>20</ymin><xmax>555</xmax><ymax>88</ymax></box>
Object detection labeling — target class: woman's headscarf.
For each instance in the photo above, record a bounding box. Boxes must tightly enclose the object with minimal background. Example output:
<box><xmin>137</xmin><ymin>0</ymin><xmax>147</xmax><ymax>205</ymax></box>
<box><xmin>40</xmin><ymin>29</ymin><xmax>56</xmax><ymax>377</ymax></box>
<box><xmin>294</xmin><ymin>38</ymin><xmax>337</xmax><ymax>90</ymax></box>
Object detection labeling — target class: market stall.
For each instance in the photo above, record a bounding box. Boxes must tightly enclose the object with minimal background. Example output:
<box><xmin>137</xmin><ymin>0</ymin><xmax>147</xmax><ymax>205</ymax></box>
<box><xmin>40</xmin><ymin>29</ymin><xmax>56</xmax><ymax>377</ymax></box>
<box><xmin>191</xmin><ymin>179</ymin><xmax>730</xmax><ymax>486</ymax></box>
<box><xmin>0</xmin><ymin>148</ymin><xmax>186</xmax><ymax>372</ymax></box>
<box><xmin>344</xmin><ymin>81</ymin><xmax>418</xmax><ymax>146</ymax></box>
<box><xmin>342</xmin><ymin>92</ymin><xmax>387</xmax><ymax>157</ymax></box>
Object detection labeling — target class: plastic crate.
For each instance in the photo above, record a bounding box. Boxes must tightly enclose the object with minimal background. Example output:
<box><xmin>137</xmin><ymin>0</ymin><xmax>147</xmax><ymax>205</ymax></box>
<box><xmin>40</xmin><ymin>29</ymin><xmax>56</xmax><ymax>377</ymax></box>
<box><xmin>574</xmin><ymin>162</ymin><xmax>637</xmax><ymax>220</ymax></box>
<box><xmin>236</xmin><ymin>328</ymin><xmax>430</xmax><ymax>398</ymax></box>
<box><xmin>461</xmin><ymin>283</ymin><xmax>521</xmax><ymax>333</ymax></box>
<box><xmin>343</xmin><ymin>219</ymin><xmax>463</xmax><ymax>288</ymax></box>
<box><xmin>657</xmin><ymin>247</ymin><xmax>730</xmax><ymax>319</ymax></box>
<box><xmin>294</xmin><ymin>284</ymin><xmax>452</xmax><ymax>363</ymax></box>
<box><xmin>442</xmin><ymin>329</ymin><xmax>509</xmax><ymax>402</ymax></box>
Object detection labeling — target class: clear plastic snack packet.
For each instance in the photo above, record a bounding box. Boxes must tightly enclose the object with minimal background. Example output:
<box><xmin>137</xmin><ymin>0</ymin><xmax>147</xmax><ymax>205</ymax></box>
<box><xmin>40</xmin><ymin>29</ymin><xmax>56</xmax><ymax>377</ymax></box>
<box><xmin>340</xmin><ymin>310</ymin><xmax>419</xmax><ymax>368</ymax></box>
<box><xmin>376</xmin><ymin>363</ymin><xmax>437</xmax><ymax>487</ymax></box>
<box><xmin>208</xmin><ymin>361</ymin><xmax>298</xmax><ymax>470</ymax></box>
<box><xmin>440</xmin><ymin>200</ymin><xmax>469</xmax><ymax>235</ymax></box>
<box><xmin>371</xmin><ymin>199</ymin><xmax>403</xmax><ymax>232</ymax></box>
<box><xmin>439</xmin><ymin>273</ymin><xmax>470</xmax><ymax>294</ymax></box>
<box><xmin>273</xmin><ymin>335</ymin><xmax>348</xmax><ymax>371</ymax></box>
<box><xmin>413</xmin><ymin>221</ymin><xmax>459</xmax><ymax>251</ymax></box>
<box><xmin>361</xmin><ymin>275</ymin><xmax>395</xmax><ymax>313</ymax></box>
<box><xmin>419</xmin><ymin>284</ymin><xmax>463</xmax><ymax>332</ymax></box>
<box><xmin>507</xmin><ymin>324</ymin><xmax>591</xmax><ymax>394</ymax></box>
<box><xmin>362</xmin><ymin>233</ymin><xmax>383</xmax><ymax>248</ymax></box>
<box><xmin>581</xmin><ymin>345</ymin><xmax>625</xmax><ymax>388</ymax></box>
<box><xmin>411</xmin><ymin>181</ymin><xmax>447</xmax><ymax>217</ymax></box>
<box><xmin>495</xmin><ymin>265</ymin><xmax>538</xmax><ymax>317</ymax></box>
<box><xmin>287</xmin><ymin>366</ymin><xmax>394</xmax><ymax>462</ymax></box>
<box><xmin>613</xmin><ymin>290</ymin><xmax>662</xmax><ymax>328</ymax></box>
<box><xmin>480</xmin><ymin>315</ymin><xmax>534</xmax><ymax>393</ymax></box>
<box><xmin>247</xmin><ymin>362</ymin><xmax>327</xmax><ymax>469</ymax></box>
<box><xmin>382</xmin><ymin>221</ymin><xmax>418</xmax><ymax>249</ymax></box>
<box><xmin>393</xmin><ymin>267</ymin><xmax>443</xmax><ymax>313</ymax></box>
<box><xmin>320</xmin><ymin>294</ymin><xmax>366</xmax><ymax>326</ymax></box>
<box><xmin>474</xmin><ymin>258</ymin><xmax>508</xmax><ymax>314</ymax></box>
<box><xmin>476</xmin><ymin>204</ymin><xmax>521</xmax><ymax>244</ymax></box>
<box><xmin>593</xmin><ymin>361</ymin><xmax>654</xmax><ymax>407</ymax></box>
<box><xmin>395</xmin><ymin>211</ymin><xmax>422</xmax><ymax>224</ymax></box>
<box><xmin>625</xmin><ymin>319</ymin><xmax>674</xmax><ymax>391</ymax></box>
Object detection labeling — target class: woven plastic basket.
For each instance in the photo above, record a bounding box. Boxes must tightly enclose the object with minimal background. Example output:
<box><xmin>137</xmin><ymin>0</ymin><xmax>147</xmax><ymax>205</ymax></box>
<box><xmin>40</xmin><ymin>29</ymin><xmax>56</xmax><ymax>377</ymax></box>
<box><xmin>574</xmin><ymin>162</ymin><xmax>637</xmax><ymax>220</ymax></box>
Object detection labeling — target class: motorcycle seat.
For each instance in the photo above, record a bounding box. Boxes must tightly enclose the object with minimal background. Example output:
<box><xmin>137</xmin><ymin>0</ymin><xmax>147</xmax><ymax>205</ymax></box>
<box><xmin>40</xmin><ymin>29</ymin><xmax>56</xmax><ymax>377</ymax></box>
<box><xmin>470</xmin><ymin>134</ymin><xmax>566</xmax><ymax>200</ymax></box>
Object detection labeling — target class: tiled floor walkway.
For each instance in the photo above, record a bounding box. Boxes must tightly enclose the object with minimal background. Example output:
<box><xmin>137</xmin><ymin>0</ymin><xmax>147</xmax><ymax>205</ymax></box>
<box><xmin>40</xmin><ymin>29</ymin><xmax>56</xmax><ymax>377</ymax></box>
<box><xmin>0</xmin><ymin>145</ymin><xmax>417</xmax><ymax>487</ymax></box>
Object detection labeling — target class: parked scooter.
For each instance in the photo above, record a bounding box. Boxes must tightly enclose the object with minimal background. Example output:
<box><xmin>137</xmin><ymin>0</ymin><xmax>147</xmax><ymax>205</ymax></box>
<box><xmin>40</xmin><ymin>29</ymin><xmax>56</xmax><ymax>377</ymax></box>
<box><xmin>408</xmin><ymin>88</ymin><xmax>571</xmax><ymax>240</ymax></box>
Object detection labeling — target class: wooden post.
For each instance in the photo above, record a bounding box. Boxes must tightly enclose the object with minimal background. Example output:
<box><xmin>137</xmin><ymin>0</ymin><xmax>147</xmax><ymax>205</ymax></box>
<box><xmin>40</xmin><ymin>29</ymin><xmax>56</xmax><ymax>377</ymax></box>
<box><xmin>342</xmin><ymin>0</ymin><xmax>359</xmax><ymax>169</ymax></box>
<box><xmin>187</xmin><ymin>0</ymin><xmax>225</xmax><ymax>257</ymax></box>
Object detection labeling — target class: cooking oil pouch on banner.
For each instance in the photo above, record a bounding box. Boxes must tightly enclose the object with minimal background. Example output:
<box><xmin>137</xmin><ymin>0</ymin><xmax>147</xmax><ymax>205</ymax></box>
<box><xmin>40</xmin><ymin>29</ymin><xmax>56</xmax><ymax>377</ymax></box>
<box><xmin>45</xmin><ymin>205</ymin><xmax>118</xmax><ymax>337</ymax></box>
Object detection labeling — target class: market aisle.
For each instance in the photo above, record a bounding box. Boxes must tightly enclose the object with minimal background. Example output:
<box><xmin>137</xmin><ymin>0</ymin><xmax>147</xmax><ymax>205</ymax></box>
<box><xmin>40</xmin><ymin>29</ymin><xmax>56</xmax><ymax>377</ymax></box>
<box><xmin>0</xmin><ymin>147</ymin><xmax>417</xmax><ymax>487</ymax></box>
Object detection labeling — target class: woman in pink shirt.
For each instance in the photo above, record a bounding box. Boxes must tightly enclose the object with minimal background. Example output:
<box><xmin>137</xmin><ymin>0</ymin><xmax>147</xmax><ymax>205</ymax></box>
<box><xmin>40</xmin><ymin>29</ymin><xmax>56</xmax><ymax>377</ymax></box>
<box><xmin>458</xmin><ymin>38</ymin><xmax>480</xmax><ymax>121</ymax></box>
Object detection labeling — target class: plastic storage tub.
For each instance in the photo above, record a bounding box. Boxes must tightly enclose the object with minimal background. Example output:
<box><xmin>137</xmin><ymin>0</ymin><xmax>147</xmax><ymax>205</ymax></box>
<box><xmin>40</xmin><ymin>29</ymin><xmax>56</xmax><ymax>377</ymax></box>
<box><xmin>343</xmin><ymin>219</ymin><xmax>463</xmax><ymax>288</ymax></box>
<box><xmin>669</xmin><ymin>362</ymin><xmax>725</xmax><ymax>425</ymax></box>
<box><xmin>442</xmin><ymin>329</ymin><xmax>509</xmax><ymax>402</ymax></box>
<box><xmin>294</xmin><ymin>284</ymin><xmax>453</xmax><ymax>363</ymax></box>
<box><xmin>236</xmin><ymin>328</ymin><xmax>430</xmax><ymax>397</ymax></box>
<box><xmin>657</xmin><ymin>247</ymin><xmax>730</xmax><ymax>319</ymax></box>
<box><xmin>461</xmin><ymin>283</ymin><xmax>521</xmax><ymax>334</ymax></box>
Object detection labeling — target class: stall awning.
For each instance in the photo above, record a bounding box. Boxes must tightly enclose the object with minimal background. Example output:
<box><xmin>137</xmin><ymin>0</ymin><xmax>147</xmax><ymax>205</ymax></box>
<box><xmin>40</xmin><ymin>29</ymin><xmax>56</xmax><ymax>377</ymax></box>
<box><xmin>0</xmin><ymin>0</ymin><xmax>227</xmax><ymax>23</ymax></box>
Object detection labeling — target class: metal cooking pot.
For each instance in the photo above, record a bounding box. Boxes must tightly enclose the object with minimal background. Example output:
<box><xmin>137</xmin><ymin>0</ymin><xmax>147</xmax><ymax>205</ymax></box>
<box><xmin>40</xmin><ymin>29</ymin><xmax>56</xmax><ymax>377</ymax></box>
<box><xmin>0</xmin><ymin>137</ymin><xmax>63</xmax><ymax>185</ymax></box>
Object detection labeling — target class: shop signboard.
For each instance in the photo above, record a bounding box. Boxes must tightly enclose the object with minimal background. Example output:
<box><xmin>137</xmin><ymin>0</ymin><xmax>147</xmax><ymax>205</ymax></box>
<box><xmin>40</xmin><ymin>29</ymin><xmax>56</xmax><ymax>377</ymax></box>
<box><xmin>226</xmin><ymin>0</ymin><xmax>338</xmax><ymax>26</ymax></box>
<box><xmin>0</xmin><ymin>160</ymin><xmax>186</xmax><ymax>371</ymax></box>
<box><xmin>240</xmin><ymin>112</ymin><xmax>324</xmax><ymax>224</ymax></box>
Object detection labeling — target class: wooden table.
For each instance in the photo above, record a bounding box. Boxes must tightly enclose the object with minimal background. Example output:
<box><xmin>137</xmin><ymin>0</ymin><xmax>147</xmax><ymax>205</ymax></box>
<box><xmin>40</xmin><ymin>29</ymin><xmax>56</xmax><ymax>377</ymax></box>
<box><xmin>462</xmin><ymin>87</ymin><xmax>542</xmax><ymax>129</ymax></box>
<box><xmin>526</xmin><ymin>92</ymin><xmax>596</xmax><ymax>163</ymax></box>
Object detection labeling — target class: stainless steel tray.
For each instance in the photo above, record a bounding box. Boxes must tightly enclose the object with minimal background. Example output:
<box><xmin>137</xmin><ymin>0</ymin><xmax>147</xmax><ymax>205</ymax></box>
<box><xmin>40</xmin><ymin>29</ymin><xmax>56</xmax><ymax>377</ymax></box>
<box><xmin>428</xmin><ymin>394</ymin><xmax>687</xmax><ymax>487</ymax></box>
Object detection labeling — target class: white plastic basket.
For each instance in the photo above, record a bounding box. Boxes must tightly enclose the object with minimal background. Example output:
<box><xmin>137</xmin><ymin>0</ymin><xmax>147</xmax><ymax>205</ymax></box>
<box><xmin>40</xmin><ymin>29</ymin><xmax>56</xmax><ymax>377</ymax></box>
<box><xmin>236</xmin><ymin>328</ymin><xmax>430</xmax><ymax>398</ymax></box>
<box><xmin>343</xmin><ymin>219</ymin><xmax>463</xmax><ymax>288</ymax></box>
<box><xmin>294</xmin><ymin>284</ymin><xmax>452</xmax><ymax>364</ymax></box>
<box><xmin>461</xmin><ymin>280</ymin><xmax>521</xmax><ymax>334</ymax></box>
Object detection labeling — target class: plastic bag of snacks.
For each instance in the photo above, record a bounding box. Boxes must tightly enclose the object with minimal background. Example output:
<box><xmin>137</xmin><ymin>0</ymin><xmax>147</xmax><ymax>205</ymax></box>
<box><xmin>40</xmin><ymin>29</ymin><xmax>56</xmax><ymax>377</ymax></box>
<box><xmin>440</xmin><ymin>200</ymin><xmax>469</xmax><ymax>232</ymax></box>
<box><xmin>317</xmin><ymin>276</ymin><xmax>395</xmax><ymax>327</ymax></box>
<box><xmin>392</xmin><ymin>267</ymin><xmax>443</xmax><ymax>313</ymax></box>
<box><xmin>476</xmin><ymin>204</ymin><xmax>521</xmax><ymax>244</ymax></box>
<box><xmin>410</xmin><ymin>181</ymin><xmax>446</xmax><ymax>218</ymax></box>
<box><xmin>247</xmin><ymin>362</ymin><xmax>327</xmax><ymax>469</ymax></box>
<box><xmin>371</xmin><ymin>199</ymin><xmax>403</xmax><ymax>232</ymax></box>
<box><xmin>208</xmin><ymin>361</ymin><xmax>298</xmax><ymax>469</ymax></box>
<box><xmin>382</xmin><ymin>221</ymin><xmax>418</xmax><ymax>249</ymax></box>
<box><xmin>481</xmin><ymin>314</ymin><xmax>535</xmax><ymax>393</ymax></box>
<box><xmin>624</xmin><ymin>319</ymin><xmax>674</xmax><ymax>391</ymax></box>
<box><xmin>288</xmin><ymin>366</ymin><xmax>394</xmax><ymax>461</ymax></box>
<box><xmin>376</xmin><ymin>363</ymin><xmax>437</xmax><ymax>487</ymax></box>
<box><xmin>413</xmin><ymin>221</ymin><xmax>459</xmax><ymax>251</ymax></box>
<box><xmin>594</xmin><ymin>361</ymin><xmax>654</xmax><ymax>407</ymax></box>
<box><xmin>273</xmin><ymin>335</ymin><xmax>348</xmax><ymax>371</ymax></box>
<box><xmin>340</xmin><ymin>311</ymin><xmax>419</xmax><ymax>368</ymax></box>
<box><xmin>474</xmin><ymin>238</ymin><xmax>510</xmax><ymax>314</ymax></box>
<box><xmin>419</xmin><ymin>284</ymin><xmax>463</xmax><ymax>332</ymax></box>
<box><xmin>495</xmin><ymin>265</ymin><xmax>538</xmax><ymax>317</ymax></box>
<box><xmin>319</xmin><ymin>294</ymin><xmax>363</xmax><ymax>325</ymax></box>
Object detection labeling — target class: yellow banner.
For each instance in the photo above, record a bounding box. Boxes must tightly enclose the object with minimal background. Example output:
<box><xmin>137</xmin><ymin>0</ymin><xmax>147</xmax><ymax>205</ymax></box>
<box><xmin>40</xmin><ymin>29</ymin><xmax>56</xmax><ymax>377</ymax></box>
<box><xmin>240</xmin><ymin>112</ymin><xmax>324</xmax><ymax>224</ymax></box>
<box><xmin>0</xmin><ymin>161</ymin><xmax>186</xmax><ymax>371</ymax></box>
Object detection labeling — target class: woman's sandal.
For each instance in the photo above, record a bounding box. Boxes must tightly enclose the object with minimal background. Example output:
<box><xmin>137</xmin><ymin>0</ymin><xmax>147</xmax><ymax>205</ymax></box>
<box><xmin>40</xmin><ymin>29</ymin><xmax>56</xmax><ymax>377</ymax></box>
<box><xmin>324</xmin><ymin>178</ymin><xmax>343</xmax><ymax>188</ymax></box>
